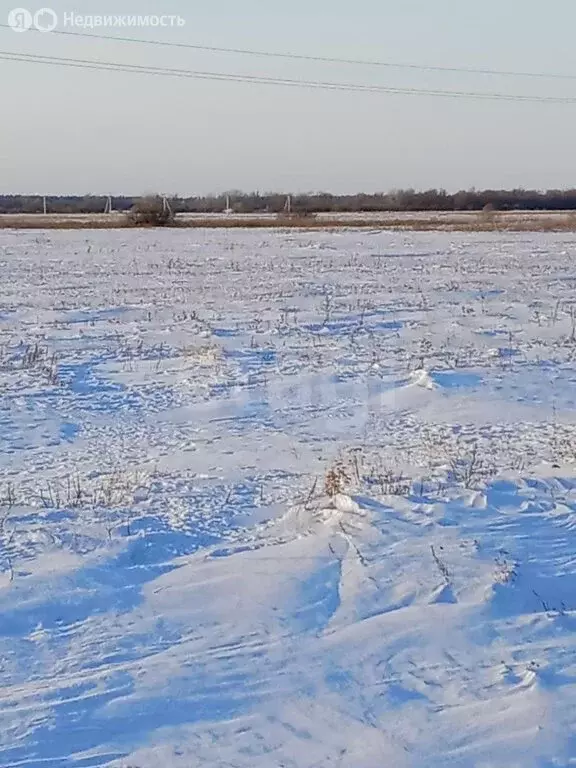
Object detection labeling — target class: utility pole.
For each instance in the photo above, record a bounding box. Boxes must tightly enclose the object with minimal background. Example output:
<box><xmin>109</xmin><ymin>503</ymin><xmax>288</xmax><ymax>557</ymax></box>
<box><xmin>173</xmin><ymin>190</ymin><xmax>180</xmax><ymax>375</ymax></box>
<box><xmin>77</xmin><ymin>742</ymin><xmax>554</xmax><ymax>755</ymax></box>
<box><xmin>162</xmin><ymin>196</ymin><xmax>173</xmax><ymax>217</ymax></box>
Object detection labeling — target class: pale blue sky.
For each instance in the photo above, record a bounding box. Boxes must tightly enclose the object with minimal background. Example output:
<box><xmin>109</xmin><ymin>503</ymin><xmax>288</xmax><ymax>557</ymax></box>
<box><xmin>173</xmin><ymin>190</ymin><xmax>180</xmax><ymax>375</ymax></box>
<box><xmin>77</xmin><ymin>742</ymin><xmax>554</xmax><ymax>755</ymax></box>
<box><xmin>2</xmin><ymin>0</ymin><xmax>576</xmax><ymax>195</ymax></box>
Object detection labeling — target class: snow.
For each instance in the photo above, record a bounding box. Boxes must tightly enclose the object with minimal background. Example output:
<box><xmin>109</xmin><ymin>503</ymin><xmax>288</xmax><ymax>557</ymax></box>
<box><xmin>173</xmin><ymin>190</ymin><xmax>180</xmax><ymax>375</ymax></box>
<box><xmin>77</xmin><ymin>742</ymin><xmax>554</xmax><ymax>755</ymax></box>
<box><xmin>1</xmin><ymin>228</ymin><xmax>576</xmax><ymax>766</ymax></box>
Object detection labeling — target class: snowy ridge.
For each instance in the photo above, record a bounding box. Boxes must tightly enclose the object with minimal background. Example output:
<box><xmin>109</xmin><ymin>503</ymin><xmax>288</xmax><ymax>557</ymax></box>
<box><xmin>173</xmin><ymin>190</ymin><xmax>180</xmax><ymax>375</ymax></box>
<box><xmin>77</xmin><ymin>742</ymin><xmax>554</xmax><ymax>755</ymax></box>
<box><xmin>2</xmin><ymin>475</ymin><xmax>576</xmax><ymax>767</ymax></box>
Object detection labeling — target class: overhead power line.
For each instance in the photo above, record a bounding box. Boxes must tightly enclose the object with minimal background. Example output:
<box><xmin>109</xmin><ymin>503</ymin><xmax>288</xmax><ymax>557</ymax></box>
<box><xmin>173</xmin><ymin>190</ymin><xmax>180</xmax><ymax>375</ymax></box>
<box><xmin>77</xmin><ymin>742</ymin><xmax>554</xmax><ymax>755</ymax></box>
<box><xmin>1</xmin><ymin>22</ymin><xmax>576</xmax><ymax>82</ymax></box>
<box><xmin>1</xmin><ymin>50</ymin><xmax>576</xmax><ymax>103</ymax></box>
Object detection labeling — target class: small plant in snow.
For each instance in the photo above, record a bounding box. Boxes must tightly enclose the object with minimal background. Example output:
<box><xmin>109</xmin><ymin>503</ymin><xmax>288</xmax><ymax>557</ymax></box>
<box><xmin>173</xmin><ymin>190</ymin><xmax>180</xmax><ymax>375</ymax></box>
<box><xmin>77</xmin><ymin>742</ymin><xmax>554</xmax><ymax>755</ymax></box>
<box><xmin>2</xmin><ymin>482</ymin><xmax>16</xmax><ymax>509</ymax></box>
<box><xmin>324</xmin><ymin>461</ymin><xmax>350</xmax><ymax>497</ymax></box>
<box><xmin>367</xmin><ymin>463</ymin><xmax>411</xmax><ymax>496</ymax></box>
<box><xmin>448</xmin><ymin>440</ymin><xmax>494</xmax><ymax>488</ymax></box>
<box><xmin>494</xmin><ymin>554</ymin><xmax>518</xmax><ymax>585</ymax></box>
<box><xmin>0</xmin><ymin>497</ymin><xmax>19</xmax><ymax>582</ymax></box>
<box><xmin>36</xmin><ymin>470</ymin><xmax>149</xmax><ymax>517</ymax></box>
<box><xmin>431</xmin><ymin>545</ymin><xmax>451</xmax><ymax>585</ymax></box>
<box><xmin>321</xmin><ymin>293</ymin><xmax>334</xmax><ymax>325</ymax></box>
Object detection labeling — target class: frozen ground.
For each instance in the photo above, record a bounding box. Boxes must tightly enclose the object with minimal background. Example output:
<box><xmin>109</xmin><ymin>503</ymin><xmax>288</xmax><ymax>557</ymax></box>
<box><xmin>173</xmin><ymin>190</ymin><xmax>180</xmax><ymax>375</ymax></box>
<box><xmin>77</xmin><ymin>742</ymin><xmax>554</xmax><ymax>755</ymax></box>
<box><xmin>1</xmin><ymin>228</ymin><xmax>576</xmax><ymax>767</ymax></box>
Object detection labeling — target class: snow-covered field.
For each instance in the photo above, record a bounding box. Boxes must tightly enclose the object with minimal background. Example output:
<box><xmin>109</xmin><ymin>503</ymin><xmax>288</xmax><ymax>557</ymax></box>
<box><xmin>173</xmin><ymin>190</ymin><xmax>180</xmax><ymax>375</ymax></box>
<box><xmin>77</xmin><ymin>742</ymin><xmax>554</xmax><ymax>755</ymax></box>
<box><xmin>1</xmin><ymin>228</ymin><xmax>576</xmax><ymax>768</ymax></box>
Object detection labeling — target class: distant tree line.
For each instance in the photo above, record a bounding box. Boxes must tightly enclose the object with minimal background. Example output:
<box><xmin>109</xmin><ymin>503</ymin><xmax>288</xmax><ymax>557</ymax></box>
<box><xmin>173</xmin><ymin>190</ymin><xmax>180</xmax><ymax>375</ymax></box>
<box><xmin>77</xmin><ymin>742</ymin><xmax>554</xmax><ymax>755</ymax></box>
<box><xmin>3</xmin><ymin>188</ymin><xmax>576</xmax><ymax>215</ymax></box>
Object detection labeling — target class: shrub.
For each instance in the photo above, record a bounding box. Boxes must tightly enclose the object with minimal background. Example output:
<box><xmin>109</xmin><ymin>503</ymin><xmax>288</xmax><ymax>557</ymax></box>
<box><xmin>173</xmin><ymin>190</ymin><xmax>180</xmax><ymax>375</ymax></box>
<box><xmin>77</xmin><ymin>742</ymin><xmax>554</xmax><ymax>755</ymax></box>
<box><xmin>128</xmin><ymin>196</ymin><xmax>174</xmax><ymax>227</ymax></box>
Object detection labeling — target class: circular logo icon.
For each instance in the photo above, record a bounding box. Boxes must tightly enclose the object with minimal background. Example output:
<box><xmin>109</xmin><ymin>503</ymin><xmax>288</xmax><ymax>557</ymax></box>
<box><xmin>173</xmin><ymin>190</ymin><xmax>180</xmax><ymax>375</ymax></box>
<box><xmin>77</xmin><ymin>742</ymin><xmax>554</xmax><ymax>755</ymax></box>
<box><xmin>34</xmin><ymin>7</ymin><xmax>58</xmax><ymax>32</ymax></box>
<box><xmin>8</xmin><ymin>7</ymin><xmax>33</xmax><ymax>32</ymax></box>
